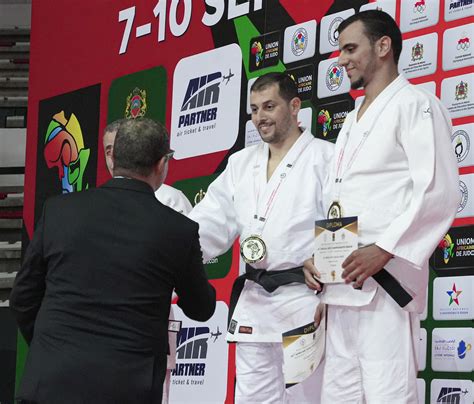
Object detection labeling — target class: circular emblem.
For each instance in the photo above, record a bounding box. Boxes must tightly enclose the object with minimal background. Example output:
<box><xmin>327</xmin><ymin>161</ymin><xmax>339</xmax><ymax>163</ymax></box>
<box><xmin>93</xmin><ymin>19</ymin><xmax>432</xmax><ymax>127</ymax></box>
<box><xmin>451</xmin><ymin>129</ymin><xmax>470</xmax><ymax>163</ymax></box>
<box><xmin>457</xmin><ymin>35</ymin><xmax>470</xmax><ymax>52</ymax></box>
<box><xmin>413</xmin><ymin>0</ymin><xmax>426</xmax><ymax>14</ymax></box>
<box><xmin>326</xmin><ymin>62</ymin><xmax>344</xmax><ymax>92</ymax></box>
<box><xmin>458</xmin><ymin>180</ymin><xmax>468</xmax><ymax>213</ymax></box>
<box><xmin>291</xmin><ymin>27</ymin><xmax>308</xmax><ymax>56</ymax></box>
<box><xmin>240</xmin><ymin>235</ymin><xmax>267</xmax><ymax>264</ymax></box>
<box><xmin>328</xmin><ymin>17</ymin><xmax>343</xmax><ymax>47</ymax></box>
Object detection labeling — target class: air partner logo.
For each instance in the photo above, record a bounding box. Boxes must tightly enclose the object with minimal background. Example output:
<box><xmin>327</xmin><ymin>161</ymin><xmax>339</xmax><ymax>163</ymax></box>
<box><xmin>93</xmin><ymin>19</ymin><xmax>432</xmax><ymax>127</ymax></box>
<box><xmin>44</xmin><ymin>111</ymin><xmax>90</xmax><ymax>193</ymax></box>
<box><xmin>171</xmin><ymin>44</ymin><xmax>242</xmax><ymax>159</ymax></box>
<box><xmin>431</xmin><ymin>379</ymin><xmax>473</xmax><ymax>404</ymax></box>
<box><xmin>169</xmin><ymin>303</ymin><xmax>228</xmax><ymax>403</ymax></box>
<box><xmin>283</xmin><ymin>20</ymin><xmax>316</xmax><ymax>64</ymax></box>
<box><xmin>125</xmin><ymin>87</ymin><xmax>147</xmax><ymax>119</ymax></box>
<box><xmin>437</xmin><ymin>387</ymin><xmax>468</xmax><ymax>403</ymax></box>
<box><xmin>445</xmin><ymin>0</ymin><xmax>473</xmax><ymax>22</ymax></box>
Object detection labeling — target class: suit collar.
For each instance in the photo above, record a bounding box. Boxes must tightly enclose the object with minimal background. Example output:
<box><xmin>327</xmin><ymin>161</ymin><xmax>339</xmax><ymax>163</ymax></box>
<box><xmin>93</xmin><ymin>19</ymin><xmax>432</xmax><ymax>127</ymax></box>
<box><xmin>101</xmin><ymin>177</ymin><xmax>155</xmax><ymax>194</ymax></box>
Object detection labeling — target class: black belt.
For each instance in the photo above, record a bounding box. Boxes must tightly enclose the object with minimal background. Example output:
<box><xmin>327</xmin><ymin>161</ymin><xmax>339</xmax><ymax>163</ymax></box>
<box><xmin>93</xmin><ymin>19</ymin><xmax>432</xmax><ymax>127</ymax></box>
<box><xmin>373</xmin><ymin>268</ymin><xmax>413</xmax><ymax>308</ymax></box>
<box><xmin>228</xmin><ymin>264</ymin><xmax>305</xmax><ymax>326</ymax></box>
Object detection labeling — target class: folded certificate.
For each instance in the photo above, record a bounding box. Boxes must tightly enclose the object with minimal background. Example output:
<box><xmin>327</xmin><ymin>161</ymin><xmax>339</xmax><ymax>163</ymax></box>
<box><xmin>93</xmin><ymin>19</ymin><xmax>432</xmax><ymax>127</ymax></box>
<box><xmin>282</xmin><ymin>320</ymin><xmax>325</xmax><ymax>386</ymax></box>
<box><xmin>314</xmin><ymin>216</ymin><xmax>358</xmax><ymax>283</ymax></box>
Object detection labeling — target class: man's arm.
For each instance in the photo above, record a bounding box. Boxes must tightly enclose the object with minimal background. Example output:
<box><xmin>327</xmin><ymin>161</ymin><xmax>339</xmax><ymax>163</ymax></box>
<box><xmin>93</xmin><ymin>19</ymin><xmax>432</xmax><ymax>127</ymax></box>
<box><xmin>174</xmin><ymin>223</ymin><xmax>216</xmax><ymax>321</ymax></box>
<box><xmin>10</xmin><ymin>208</ymin><xmax>48</xmax><ymax>344</ymax></box>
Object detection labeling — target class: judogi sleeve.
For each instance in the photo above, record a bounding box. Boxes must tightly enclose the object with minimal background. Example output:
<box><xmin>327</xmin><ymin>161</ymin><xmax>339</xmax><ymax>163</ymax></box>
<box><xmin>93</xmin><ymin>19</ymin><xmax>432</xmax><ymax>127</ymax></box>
<box><xmin>10</xmin><ymin>206</ymin><xmax>48</xmax><ymax>344</ymax></box>
<box><xmin>189</xmin><ymin>161</ymin><xmax>239</xmax><ymax>262</ymax></box>
<box><xmin>375</xmin><ymin>96</ymin><xmax>460</xmax><ymax>268</ymax></box>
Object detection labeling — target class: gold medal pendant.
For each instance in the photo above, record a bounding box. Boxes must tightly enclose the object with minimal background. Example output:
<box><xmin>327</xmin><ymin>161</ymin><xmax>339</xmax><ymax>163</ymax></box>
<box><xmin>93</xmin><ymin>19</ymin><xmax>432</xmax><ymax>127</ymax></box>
<box><xmin>327</xmin><ymin>201</ymin><xmax>343</xmax><ymax>219</ymax></box>
<box><xmin>240</xmin><ymin>235</ymin><xmax>267</xmax><ymax>264</ymax></box>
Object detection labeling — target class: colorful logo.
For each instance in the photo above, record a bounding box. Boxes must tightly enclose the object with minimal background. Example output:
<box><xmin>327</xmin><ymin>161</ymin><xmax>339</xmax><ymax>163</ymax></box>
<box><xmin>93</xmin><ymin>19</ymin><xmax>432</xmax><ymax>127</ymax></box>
<box><xmin>457</xmin><ymin>34</ymin><xmax>470</xmax><ymax>51</ymax></box>
<box><xmin>251</xmin><ymin>40</ymin><xmax>264</xmax><ymax>67</ymax></box>
<box><xmin>438</xmin><ymin>234</ymin><xmax>455</xmax><ymax>264</ymax></box>
<box><xmin>291</xmin><ymin>27</ymin><xmax>308</xmax><ymax>56</ymax></box>
<box><xmin>452</xmin><ymin>129</ymin><xmax>470</xmax><ymax>163</ymax></box>
<box><xmin>125</xmin><ymin>87</ymin><xmax>147</xmax><ymax>119</ymax></box>
<box><xmin>411</xmin><ymin>42</ymin><xmax>424</xmax><ymax>61</ymax></box>
<box><xmin>446</xmin><ymin>283</ymin><xmax>462</xmax><ymax>305</ymax></box>
<box><xmin>326</xmin><ymin>62</ymin><xmax>344</xmax><ymax>91</ymax></box>
<box><xmin>328</xmin><ymin>17</ymin><xmax>343</xmax><ymax>47</ymax></box>
<box><xmin>43</xmin><ymin>111</ymin><xmax>90</xmax><ymax>193</ymax></box>
<box><xmin>413</xmin><ymin>0</ymin><xmax>426</xmax><ymax>13</ymax></box>
<box><xmin>457</xmin><ymin>340</ymin><xmax>472</xmax><ymax>359</ymax></box>
<box><xmin>317</xmin><ymin>109</ymin><xmax>332</xmax><ymax>137</ymax></box>
<box><xmin>455</xmin><ymin>80</ymin><xmax>468</xmax><ymax>101</ymax></box>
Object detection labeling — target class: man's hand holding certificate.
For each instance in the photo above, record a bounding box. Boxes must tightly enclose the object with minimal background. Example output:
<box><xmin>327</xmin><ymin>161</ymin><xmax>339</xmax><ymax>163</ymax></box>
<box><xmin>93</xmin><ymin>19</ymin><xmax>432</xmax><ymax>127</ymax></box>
<box><xmin>313</xmin><ymin>217</ymin><xmax>358</xmax><ymax>283</ymax></box>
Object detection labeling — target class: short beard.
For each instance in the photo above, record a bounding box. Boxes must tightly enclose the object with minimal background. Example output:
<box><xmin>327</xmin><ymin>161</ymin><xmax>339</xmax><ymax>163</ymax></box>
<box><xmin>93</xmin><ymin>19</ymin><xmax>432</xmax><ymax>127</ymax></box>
<box><xmin>351</xmin><ymin>77</ymin><xmax>364</xmax><ymax>90</ymax></box>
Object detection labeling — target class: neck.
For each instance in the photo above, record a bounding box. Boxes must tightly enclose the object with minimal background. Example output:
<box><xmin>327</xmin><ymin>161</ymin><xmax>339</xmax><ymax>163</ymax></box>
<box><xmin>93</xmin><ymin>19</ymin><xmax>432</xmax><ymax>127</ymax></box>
<box><xmin>363</xmin><ymin>65</ymin><xmax>399</xmax><ymax>105</ymax></box>
<box><xmin>268</xmin><ymin>126</ymin><xmax>302</xmax><ymax>162</ymax></box>
<box><xmin>113</xmin><ymin>168</ymin><xmax>159</xmax><ymax>191</ymax></box>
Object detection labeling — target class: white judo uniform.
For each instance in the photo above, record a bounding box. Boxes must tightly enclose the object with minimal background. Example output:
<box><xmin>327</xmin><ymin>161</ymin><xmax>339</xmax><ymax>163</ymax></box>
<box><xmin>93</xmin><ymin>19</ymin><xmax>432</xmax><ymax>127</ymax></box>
<box><xmin>189</xmin><ymin>129</ymin><xmax>334</xmax><ymax>403</ymax></box>
<box><xmin>155</xmin><ymin>184</ymin><xmax>192</xmax><ymax>404</ymax></box>
<box><xmin>320</xmin><ymin>75</ymin><xmax>460</xmax><ymax>403</ymax></box>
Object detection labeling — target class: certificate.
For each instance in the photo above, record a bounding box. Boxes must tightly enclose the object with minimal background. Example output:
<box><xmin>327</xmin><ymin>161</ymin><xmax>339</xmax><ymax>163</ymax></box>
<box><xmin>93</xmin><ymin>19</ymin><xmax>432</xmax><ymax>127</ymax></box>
<box><xmin>314</xmin><ymin>216</ymin><xmax>358</xmax><ymax>283</ymax></box>
<box><xmin>282</xmin><ymin>320</ymin><xmax>325</xmax><ymax>386</ymax></box>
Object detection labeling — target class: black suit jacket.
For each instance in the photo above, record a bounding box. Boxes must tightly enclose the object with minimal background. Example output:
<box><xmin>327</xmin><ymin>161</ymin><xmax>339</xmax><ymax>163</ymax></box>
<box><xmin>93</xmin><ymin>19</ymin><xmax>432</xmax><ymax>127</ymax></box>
<box><xmin>10</xmin><ymin>178</ymin><xmax>216</xmax><ymax>404</ymax></box>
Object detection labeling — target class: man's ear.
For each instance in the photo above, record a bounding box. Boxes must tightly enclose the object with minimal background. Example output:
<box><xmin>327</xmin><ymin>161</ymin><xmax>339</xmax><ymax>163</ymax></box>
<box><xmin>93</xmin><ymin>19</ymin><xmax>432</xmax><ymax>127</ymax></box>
<box><xmin>290</xmin><ymin>97</ymin><xmax>301</xmax><ymax>116</ymax></box>
<box><xmin>378</xmin><ymin>35</ymin><xmax>392</xmax><ymax>59</ymax></box>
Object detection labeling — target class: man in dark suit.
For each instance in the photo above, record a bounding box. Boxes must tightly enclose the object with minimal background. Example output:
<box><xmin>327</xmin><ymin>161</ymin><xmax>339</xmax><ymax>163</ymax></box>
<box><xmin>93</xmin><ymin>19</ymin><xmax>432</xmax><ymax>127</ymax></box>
<box><xmin>10</xmin><ymin>118</ymin><xmax>216</xmax><ymax>404</ymax></box>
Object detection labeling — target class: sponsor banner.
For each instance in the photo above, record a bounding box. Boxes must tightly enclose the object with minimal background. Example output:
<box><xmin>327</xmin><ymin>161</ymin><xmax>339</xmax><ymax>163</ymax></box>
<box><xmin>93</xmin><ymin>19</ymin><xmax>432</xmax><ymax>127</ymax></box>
<box><xmin>107</xmin><ymin>66</ymin><xmax>167</xmax><ymax>123</ymax></box>
<box><xmin>169</xmin><ymin>302</ymin><xmax>229</xmax><ymax>403</ymax></box>
<box><xmin>319</xmin><ymin>8</ymin><xmax>355</xmax><ymax>54</ymax></box>
<box><xmin>287</xmin><ymin>64</ymin><xmax>315</xmax><ymax>101</ymax></box>
<box><xmin>417</xmin><ymin>378</ymin><xmax>425</xmax><ymax>404</ymax></box>
<box><xmin>445</xmin><ymin>0</ymin><xmax>473</xmax><ymax>22</ymax></box>
<box><xmin>452</xmin><ymin>123</ymin><xmax>474</xmax><ymax>168</ymax></box>
<box><xmin>432</xmin><ymin>225</ymin><xmax>474</xmax><ymax>271</ymax></box>
<box><xmin>171</xmin><ymin>44</ymin><xmax>242</xmax><ymax>159</ymax></box>
<box><xmin>457</xmin><ymin>173</ymin><xmax>474</xmax><ymax>219</ymax></box>
<box><xmin>399</xmin><ymin>33</ymin><xmax>438</xmax><ymax>79</ymax></box>
<box><xmin>416</xmin><ymin>81</ymin><xmax>436</xmax><ymax>95</ymax></box>
<box><xmin>419</xmin><ymin>328</ymin><xmax>427</xmax><ymax>371</ymax></box>
<box><xmin>400</xmin><ymin>0</ymin><xmax>440</xmax><ymax>33</ymax></box>
<box><xmin>433</xmin><ymin>276</ymin><xmax>474</xmax><ymax>321</ymax></box>
<box><xmin>317</xmin><ymin>57</ymin><xmax>350</xmax><ymax>99</ymax></box>
<box><xmin>35</xmin><ymin>84</ymin><xmax>100</xmax><ymax>222</ymax></box>
<box><xmin>430</xmin><ymin>379</ymin><xmax>473</xmax><ymax>403</ymax></box>
<box><xmin>360</xmin><ymin>0</ymin><xmax>396</xmax><ymax>19</ymax></box>
<box><xmin>443</xmin><ymin>23</ymin><xmax>473</xmax><ymax>72</ymax></box>
<box><xmin>249</xmin><ymin>31</ymin><xmax>281</xmax><ymax>72</ymax></box>
<box><xmin>315</xmin><ymin>100</ymin><xmax>351</xmax><ymax>142</ymax></box>
<box><xmin>441</xmin><ymin>73</ymin><xmax>473</xmax><ymax>119</ymax></box>
<box><xmin>283</xmin><ymin>20</ymin><xmax>317</xmax><ymax>64</ymax></box>
<box><xmin>246</xmin><ymin>77</ymin><xmax>258</xmax><ymax>115</ymax></box>
<box><xmin>431</xmin><ymin>327</ymin><xmax>473</xmax><ymax>372</ymax></box>
<box><xmin>245</xmin><ymin>107</ymin><xmax>313</xmax><ymax>148</ymax></box>
<box><xmin>173</xmin><ymin>174</ymin><xmax>232</xmax><ymax>279</ymax></box>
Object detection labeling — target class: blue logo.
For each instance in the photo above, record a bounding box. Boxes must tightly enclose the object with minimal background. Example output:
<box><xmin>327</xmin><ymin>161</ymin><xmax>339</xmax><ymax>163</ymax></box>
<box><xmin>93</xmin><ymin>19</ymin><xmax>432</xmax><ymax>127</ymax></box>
<box><xmin>457</xmin><ymin>340</ymin><xmax>471</xmax><ymax>359</ymax></box>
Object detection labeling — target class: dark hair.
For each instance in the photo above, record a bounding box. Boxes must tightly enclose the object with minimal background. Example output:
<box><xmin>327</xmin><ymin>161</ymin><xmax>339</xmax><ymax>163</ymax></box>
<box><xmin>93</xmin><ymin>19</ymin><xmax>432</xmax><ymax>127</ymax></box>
<box><xmin>113</xmin><ymin>118</ymin><xmax>170</xmax><ymax>177</ymax></box>
<box><xmin>103</xmin><ymin>119</ymin><xmax>127</xmax><ymax>136</ymax></box>
<box><xmin>250</xmin><ymin>72</ymin><xmax>298</xmax><ymax>102</ymax></box>
<box><xmin>338</xmin><ymin>10</ymin><xmax>402</xmax><ymax>64</ymax></box>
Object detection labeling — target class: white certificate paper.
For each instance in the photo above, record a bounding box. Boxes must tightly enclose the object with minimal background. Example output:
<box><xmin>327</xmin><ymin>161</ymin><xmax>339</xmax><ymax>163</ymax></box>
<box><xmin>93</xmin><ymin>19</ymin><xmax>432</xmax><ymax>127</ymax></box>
<box><xmin>282</xmin><ymin>320</ymin><xmax>325</xmax><ymax>386</ymax></box>
<box><xmin>314</xmin><ymin>216</ymin><xmax>358</xmax><ymax>283</ymax></box>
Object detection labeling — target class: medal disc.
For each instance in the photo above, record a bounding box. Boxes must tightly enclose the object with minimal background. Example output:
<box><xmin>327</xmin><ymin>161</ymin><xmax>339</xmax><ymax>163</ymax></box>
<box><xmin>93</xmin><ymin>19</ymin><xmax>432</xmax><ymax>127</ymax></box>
<box><xmin>328</xmin><ymin>201</ymin><xmax>343</xmax><ymax>219</ymax></box>
<box><xmin>240</xmin><ymin>235</ymin><xmax>267</xmax><ymax>264</ymax></box>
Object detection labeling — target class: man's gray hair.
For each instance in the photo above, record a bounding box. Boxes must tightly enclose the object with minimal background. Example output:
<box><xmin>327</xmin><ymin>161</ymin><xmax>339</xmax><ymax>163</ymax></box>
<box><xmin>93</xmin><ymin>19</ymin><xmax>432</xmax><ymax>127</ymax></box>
<box><xmin>103</xmin><ymin>119</ymin><xmax>127</xmax><ymax>136</ymax></box>
<box><xmin>113</xmin><ymin>118</ymin><xmax>170</xmax><ymax>177</ymax></box>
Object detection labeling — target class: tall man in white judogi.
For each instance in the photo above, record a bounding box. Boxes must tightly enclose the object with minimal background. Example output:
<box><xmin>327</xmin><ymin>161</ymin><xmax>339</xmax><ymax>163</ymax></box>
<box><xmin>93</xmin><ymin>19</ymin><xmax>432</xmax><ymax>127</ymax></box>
<box><xmin>304</xmin><ymin>10</ymin><xmax>460</xmax><ymax>403</ymax></box>
<box><xmin>189</xmin><ymin>73</ymin><xmax>333</xmax><ymax>403</ymax></box>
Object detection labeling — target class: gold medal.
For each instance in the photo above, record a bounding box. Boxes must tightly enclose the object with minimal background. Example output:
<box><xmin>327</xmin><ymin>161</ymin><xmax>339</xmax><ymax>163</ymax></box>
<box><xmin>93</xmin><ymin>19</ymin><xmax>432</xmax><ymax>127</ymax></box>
<box><xmin>240</xmin><ymin>235</ymin><xmax>267</xmax><ymax>264</ymax></box>
<box><xmin>327</xmin><ymin>201</ymin><xmax>343</xmax><ymax>219</ymax></box>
